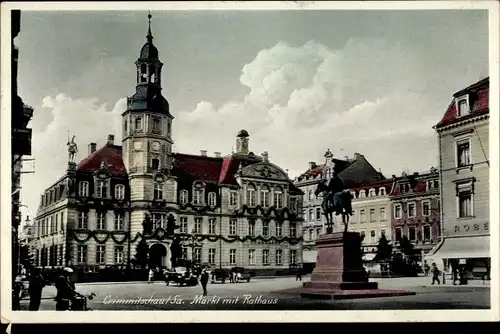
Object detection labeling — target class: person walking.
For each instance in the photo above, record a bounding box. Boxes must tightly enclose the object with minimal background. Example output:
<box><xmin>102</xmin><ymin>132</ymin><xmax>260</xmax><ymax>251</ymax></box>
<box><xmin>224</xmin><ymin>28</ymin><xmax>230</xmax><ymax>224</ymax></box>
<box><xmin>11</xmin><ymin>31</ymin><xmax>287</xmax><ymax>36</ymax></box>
<box><xmin>55</xmin><ymin>267</ymin><xmax>77</xmax><ymax>311</ymax></box>
<box><xmin>296</xmin><ymin>268</ymin><xmax>303</xmax><ymax>281</ymax></box>
<box><xmin>431</xmin><ymin>262</ymin><xmax>441</xmax><ymax>285</ymax></box>
<box><xmin>200</xmin><ymin>267</ymin><xmax>209</xmax><ymax>296</ymax></box>
<box><xmin>148</xmin><ymin>268</ymin><xmax>155</xmax><ymax>284</ymax></box>
<box><xmin>28</xmin><ymin>268</ymin><xmax>47</xmax><ymax>311</ymax></box>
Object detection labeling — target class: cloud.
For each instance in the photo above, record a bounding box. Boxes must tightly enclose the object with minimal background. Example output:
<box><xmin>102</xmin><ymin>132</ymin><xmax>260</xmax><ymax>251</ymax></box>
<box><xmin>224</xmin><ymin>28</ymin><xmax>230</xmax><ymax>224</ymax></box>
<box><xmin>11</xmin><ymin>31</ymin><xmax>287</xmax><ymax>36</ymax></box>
<box><xmin>21</xmin><ymin>95</ymin><xmax>126</xmax><ymax>218</ymax></box>
<box><xmin>174</xmin><ymin>38</ymin><xmax>442</xmax><ymax>179</ymax></box>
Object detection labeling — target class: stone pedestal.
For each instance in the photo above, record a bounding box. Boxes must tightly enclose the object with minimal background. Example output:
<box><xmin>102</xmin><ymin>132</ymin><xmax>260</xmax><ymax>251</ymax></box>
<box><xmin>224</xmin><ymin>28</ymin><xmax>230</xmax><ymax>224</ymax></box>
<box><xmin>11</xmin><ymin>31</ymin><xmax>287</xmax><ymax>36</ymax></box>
<box><xmin>301</xmin><ymin>232</ymin><xmax>415</xmax><ymax>300</ymax></box>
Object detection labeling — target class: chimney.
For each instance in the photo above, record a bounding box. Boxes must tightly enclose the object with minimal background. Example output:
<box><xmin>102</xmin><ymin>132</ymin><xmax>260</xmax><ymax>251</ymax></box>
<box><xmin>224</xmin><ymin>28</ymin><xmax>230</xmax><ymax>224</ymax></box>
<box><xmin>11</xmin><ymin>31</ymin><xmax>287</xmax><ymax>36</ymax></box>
<box><xmin>88</xmin><ymin>143</ymin><xmax>97</xmax><ymax>155</ymax></box>
<box><xmin>262</xmin><ymin>151</ymin><xmax>269</xmax><ymax>162</ymax></box>
<box><xmin>214</xmin><ymin>152</ymin><xmax>221</xmax><ymax>158</ymax></box>
<box><xmin>308</xmin><ymin>161</ymin><xmax>316</xmax><ymax>170</ymax></box>
<box><xmin>354</xmin><ymin>152</ymin><xmax>362</xmax><ymax>159</ymax></box>
<box><xmin>107</xmin><ymin>134</ymin><xmax>115</xmax><ymax>145</ymax></box>
<box><xmin>200</xmin><ymin>150</ymin><xmax>207</xmax><ymax>157</ymax></box>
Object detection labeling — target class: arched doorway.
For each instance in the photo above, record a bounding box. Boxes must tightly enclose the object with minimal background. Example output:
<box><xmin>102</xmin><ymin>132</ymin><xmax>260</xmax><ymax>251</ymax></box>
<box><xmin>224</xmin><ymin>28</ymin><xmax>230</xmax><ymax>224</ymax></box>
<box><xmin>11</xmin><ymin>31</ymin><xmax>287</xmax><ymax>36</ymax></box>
<box><xmin>149</xmin><ymin>243</ymin><xmax>167</xmax><ymax>269</ymax></box>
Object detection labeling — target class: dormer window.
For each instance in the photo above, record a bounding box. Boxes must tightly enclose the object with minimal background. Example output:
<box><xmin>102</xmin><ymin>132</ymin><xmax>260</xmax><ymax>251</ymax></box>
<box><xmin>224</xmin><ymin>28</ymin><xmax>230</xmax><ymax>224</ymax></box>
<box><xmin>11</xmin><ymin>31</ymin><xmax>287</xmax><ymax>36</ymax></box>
<box><xmin>457</xmin><ymin>98</ymin><xmax>470</xmax><ymax>117</ymax></box>
<box><xmin>78</xmin><ymin>181</ymin><xmax>89</xmax><ymax>197</ymax></box>
<box><xmin>359</xmin><ymin>190</ymin><xmax>366</xmax><ymax>198</ymax></box>
<box><xmin>368</xmin><ymin>188</ymin><xmax>376</xmax><ymax>197</ymax></box>
<box><xmin>350</xmin><ymin>191</ymin><xmax>356</xmax><ymax>199</ymax></box>
<box><xmin>379</xmin><ymin>187</ymin><xmax>386</xmax><ymax>196</ymax></box>
<box><xmin>399</xmin><ymin>184</ymin><xmax>410</xmax><ymax>193</ymax></box>
<box><xmin>96</xmin><ymin>180</ymin><xmax>108</xmax><ymax>198</ymax></box>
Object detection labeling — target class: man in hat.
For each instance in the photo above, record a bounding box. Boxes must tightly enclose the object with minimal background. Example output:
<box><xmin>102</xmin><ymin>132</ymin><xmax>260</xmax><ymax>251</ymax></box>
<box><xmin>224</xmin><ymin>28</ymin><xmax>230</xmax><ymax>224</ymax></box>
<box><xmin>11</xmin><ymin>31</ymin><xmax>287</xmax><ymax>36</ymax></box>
<box><xmin>55</xmin><ymin>267</ymin><xmax>77</xmax><ymax>311</ymax></box>
<box><xmin>28</xmin><ymin>268</ymin><xmax>47</xmax><ymax>311</ymax></box>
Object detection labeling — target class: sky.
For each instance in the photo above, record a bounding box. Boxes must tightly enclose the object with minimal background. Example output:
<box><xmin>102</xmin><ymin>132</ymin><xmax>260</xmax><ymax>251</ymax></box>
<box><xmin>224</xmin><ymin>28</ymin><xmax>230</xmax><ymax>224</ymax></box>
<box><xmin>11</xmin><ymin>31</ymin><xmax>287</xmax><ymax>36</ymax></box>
<box><xmin>15</xmin><ymin>9</ymin><xmax>488</xmax><ymax>220</ymax></box>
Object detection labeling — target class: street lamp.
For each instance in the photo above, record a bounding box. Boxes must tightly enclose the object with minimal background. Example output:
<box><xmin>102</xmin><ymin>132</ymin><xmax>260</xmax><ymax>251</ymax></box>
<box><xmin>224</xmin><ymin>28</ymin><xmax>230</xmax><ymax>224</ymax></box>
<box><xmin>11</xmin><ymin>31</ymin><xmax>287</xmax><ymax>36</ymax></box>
<box><xmin>182</xmin><ymin>229</ymin><xmax>203</xmax><ymax>264</ymax></box>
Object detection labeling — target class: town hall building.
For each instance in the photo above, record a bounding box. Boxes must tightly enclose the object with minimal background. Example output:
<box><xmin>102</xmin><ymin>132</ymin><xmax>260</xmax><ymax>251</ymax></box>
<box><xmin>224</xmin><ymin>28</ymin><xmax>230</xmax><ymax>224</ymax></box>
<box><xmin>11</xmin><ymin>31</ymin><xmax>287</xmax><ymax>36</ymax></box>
<box><xmin>32</xmin><ymin>15</ymin><xmax>303</xmax><ymax>276</ymax></box>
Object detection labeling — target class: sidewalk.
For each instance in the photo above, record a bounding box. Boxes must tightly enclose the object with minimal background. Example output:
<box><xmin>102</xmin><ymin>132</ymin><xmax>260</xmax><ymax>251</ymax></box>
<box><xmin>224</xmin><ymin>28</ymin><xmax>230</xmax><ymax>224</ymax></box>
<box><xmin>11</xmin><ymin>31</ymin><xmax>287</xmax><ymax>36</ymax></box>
<box><xmin>371</xmin><ymin>275</ymin><xmax>490</xmax><ymax>289</ymax></box>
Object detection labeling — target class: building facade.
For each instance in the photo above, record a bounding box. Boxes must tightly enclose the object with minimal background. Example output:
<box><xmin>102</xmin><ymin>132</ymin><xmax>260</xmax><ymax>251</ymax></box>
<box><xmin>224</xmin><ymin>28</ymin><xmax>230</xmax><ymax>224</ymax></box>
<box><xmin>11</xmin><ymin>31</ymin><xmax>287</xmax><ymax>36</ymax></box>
<box><xmin>427</xmin><ymin>77</ymin><xmax>490</xmax><ymax>277</ymax></box>
<box><xmin>294</xmin><ymin>150</ymin><xmax>385</xmax><ymax>269</ymax></box>
<box><xmin>389</xmin><ymin>169</ymin><xmax>441</xmax><ymax>260</ymax></box>
<box><xmin>33</xmin><ymin>16</ymin><xmax>303</xmax><ymax>276</ymax></box>
<box><xmin>12</xmin><ymin>10</ymin><xmax>34</xmax><ymax>279</ymax></box>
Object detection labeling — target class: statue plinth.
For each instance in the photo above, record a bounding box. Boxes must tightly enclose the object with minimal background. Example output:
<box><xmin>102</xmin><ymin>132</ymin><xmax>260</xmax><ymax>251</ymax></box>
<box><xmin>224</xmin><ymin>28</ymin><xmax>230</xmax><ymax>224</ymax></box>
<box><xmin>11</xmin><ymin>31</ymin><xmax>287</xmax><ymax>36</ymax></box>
<box><xmin>67</xmin><ymin>162</ymin><xmax>77</xmax><ymax>171</ymax></box>
<box><xmin>301</xmin><ymin>232</ymin><xmax>415</xmax><ymax>300</ymax></box>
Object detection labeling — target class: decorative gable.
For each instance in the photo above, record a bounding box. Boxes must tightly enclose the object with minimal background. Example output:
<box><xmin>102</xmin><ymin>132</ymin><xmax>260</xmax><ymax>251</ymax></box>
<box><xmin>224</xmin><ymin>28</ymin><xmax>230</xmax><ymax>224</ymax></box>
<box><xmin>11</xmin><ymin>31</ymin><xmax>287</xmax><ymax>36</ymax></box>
<box><xmin>241</xmin><ymin>162</ymin><xmax>289</xmax><ymax>181</ymax></box>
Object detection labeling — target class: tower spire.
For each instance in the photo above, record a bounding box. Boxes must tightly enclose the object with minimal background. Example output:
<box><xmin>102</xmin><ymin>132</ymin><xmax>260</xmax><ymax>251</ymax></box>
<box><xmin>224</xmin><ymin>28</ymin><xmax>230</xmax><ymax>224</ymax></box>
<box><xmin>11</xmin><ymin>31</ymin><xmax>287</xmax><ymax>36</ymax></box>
<box><xmin>146</xmin><ymin>11</ymin><xmax>153</xmax><ymax>43</ymax></box>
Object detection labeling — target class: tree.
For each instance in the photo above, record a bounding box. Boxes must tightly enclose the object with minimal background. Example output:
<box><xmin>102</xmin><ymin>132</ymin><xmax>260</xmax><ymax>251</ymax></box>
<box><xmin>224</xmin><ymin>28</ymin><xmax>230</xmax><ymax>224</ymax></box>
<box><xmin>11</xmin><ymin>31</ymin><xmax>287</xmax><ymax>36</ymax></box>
<box><xmin>132</xmin><ymin>238</ymin><xmax>149</xmax><ymax>269</ymax></box>
<box><xmin>399</xmin><ymin>236</ymin><xmax>414</xmax><ymax>257</ymax></box>
<box><xmin>374</xmin><ymin>234</ymin><xmax>392</xmax><ymax>262</ymax></box>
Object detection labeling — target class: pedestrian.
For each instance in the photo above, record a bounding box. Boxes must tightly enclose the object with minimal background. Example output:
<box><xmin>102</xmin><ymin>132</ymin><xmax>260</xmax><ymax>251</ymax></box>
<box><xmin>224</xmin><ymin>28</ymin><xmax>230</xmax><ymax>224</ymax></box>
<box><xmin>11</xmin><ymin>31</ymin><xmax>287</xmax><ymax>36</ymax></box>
<box><xmin>148</xmin><ymin>268</ymin><xmax>155</xmax><ymax>284</ymax></box>
<box><xmin>55</xmin><ymin>267</ymin><xmax>77</xmax><ymax>311</ymax></box>
<box><xmin>200</xmin><ymin>267</ymin><xmax>209</xmax><ymax>296</ymax></box>
<box><xmin>28</xmin><ymin>268</ymin><xmax>47</xmax><ymax>311</ymax></box>
<box><xmin>423</xmin><ymin>261</ymin><xmax>430</xmax><ymax>276</ymax></box>
<box><xmin>431</xmin><ymin>262</ymin><xmax>440</xmax><ymax>285</ymax></box>
<box><xmin>296</xmin><ymin>268</ymin><xmax>302</xmax><ymax>281</ymax></box>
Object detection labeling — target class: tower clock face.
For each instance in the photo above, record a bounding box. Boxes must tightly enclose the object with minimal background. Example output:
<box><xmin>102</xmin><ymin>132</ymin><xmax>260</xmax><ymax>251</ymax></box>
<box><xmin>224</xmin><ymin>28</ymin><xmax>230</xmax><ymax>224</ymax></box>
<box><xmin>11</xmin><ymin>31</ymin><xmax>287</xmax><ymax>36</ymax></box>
<box><xmin>133</xmin><ymin>141</ymin><xmax>143</xmax><ymax>150</ymax></box>
<box><xmin>152</xmin><ymin>141</ymin><xmax>161</xmax><ymax>152</ymax></box>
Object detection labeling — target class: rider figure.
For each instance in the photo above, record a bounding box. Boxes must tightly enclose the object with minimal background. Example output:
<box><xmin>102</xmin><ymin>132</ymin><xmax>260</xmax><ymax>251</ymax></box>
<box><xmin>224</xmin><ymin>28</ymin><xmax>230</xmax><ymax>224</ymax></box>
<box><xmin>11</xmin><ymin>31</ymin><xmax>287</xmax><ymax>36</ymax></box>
<box><xmin>327</xmin><ymin>169</ymin><xmax>345</xmax><ymax>215</ymax></box>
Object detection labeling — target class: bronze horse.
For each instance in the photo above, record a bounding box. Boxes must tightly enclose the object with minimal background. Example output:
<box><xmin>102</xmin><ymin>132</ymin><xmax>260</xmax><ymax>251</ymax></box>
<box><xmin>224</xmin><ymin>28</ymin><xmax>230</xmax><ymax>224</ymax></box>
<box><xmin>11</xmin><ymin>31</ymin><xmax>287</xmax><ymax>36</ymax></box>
<box><xmin>315</xmin><ymin>181</ymin><xmax>353</xmax><ymax>233</ymax></box>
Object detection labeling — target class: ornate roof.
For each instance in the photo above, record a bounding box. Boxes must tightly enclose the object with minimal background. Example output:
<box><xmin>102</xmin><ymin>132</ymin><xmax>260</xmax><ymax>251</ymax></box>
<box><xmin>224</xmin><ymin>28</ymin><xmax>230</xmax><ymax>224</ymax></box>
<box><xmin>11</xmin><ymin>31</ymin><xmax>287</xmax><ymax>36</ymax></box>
<box><xmin>77</xmin><ymin>144</ymin><xmax>128</xmax><ymax>177</ymax></box>
<box><xmin>127</xmin><ymin>86</ymin><xmax>171</xmax><ymax>116</ymax></box>
<box><xmin>435</xmin><ymin>77</ymin><xmax>489</xmax><ymax>129</ymax></box>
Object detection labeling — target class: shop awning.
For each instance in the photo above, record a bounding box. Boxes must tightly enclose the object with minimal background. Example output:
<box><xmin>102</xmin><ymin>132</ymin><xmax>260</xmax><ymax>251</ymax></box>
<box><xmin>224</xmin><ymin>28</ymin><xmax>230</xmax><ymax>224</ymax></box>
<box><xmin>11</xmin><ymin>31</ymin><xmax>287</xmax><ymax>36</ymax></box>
<box><xmin>429</xmin><ymin>236</ymin><xmax>490</xmax><ymax>259</ymax></box>
<box><xmin>302</xmin><ymin>250</ymin><xmax>317</xmax><ymax>263</ymax></box>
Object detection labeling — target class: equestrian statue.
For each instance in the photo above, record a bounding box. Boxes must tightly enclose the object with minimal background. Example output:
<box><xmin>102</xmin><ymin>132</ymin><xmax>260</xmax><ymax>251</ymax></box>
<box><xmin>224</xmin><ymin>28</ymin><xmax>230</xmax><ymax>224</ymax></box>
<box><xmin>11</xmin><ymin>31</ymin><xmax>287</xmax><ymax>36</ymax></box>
<box><xmin>315</xmin><ymin>169</ymin><xmax>353</xmax><ymax>233</ymax></box>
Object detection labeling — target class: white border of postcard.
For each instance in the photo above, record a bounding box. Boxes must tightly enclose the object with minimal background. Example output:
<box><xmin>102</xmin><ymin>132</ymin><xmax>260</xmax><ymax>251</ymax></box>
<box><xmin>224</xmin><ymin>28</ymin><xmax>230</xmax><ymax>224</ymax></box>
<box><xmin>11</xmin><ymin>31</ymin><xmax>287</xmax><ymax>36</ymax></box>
<box><xmin>1</xmin><ymin>0</ymin><xmax>499</xmax><ymax>324</ymax></box>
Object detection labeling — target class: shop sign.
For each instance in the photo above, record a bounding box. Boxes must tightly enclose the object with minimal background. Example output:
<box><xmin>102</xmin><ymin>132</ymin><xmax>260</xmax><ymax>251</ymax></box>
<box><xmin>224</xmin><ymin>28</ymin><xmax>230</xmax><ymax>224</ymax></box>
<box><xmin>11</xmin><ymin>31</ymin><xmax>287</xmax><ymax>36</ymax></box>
<box><xmin>454</xmin><ymin>222</ymin><xmax>488</xmax><ymax>233</ymax></box>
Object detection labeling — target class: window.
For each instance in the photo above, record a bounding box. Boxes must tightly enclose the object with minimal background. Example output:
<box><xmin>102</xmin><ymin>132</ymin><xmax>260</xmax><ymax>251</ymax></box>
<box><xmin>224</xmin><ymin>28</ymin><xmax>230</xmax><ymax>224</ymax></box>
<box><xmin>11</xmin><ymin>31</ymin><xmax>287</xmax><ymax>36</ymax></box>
<box><xmin>151</xmin><ymin>158</ymin><xmax>160</xmax><ymax>170</ymax></box>
<box><xmin>229</xmin><ymin>219</ymin><xmax>237</xmax><ymax>235</ymax></box>
<box><xmin>457</xmin><ymin>140</ymin><xmax>471</xmax><ymax>167</ymax></box>
<box><xmin>167</xmin><ymin>122</ymin><xmax>172</xmax><ymax>135</ymax></box>
<box><xmin>153</xmin><ymin>214</ymin><xmax>166</xmax><ymax>229</ymax></box>
<box><xmin>276</xmin><ymin>249</ymin><xmax>283</xmax><ymax>265</ymax></box>
<box><xmin>262</xmin><ymin>221</ymin><xmax>270</xmax><ymax>236</ymax></box>
<box><xmin>181</xmin><ymin>248</ymin><xmax>188</xmax><ymax>260</ymax></box>
<box><xmin>60</xmin><ymin>212</ymin><xmax>64</xmax><ymax>231</ymax></box>
<box><xmin>208</xmin><ymin>192</ymin><xmax>217</xmax><ymax>207</ymax></box>
<box><xmin>96</xmin><ymin>246</ymin><xmax>105</xmax><ymax>264</ymax></box>
<box><xmin>194</xmin><ymin>218</ymin><xmax>202</xmax><ymax>234</ymax></box>
<box><xmin>316</xmin><ymin>228</ymin><xmax>322</xmax><ymax>239</ymax></box>
<box><xmin>458</xmin><ymin>191</ymin><xmax>473</xmax><ymax>217</ymax></box>
<box><xmin>152</xmin><ymin>118</ymin><xmax>161</xmax><ymax>132</ymax></box>
<box><xmin>308</xmin><ymin>190</ymin><xmax>314</xmax><ymax>201</ymax></box>
<box><xmin>248</xmin><ymin>220</ymin><xmax>255</xmax><ymax>236</ymax></box>
<box><xmin>381</xmin><ymin>229</ymin><xmax>386</xmax><ymax>238</ymax></box>
<box><xmin>369</xmin><ymin>189</ymin><xmax>376</xmax><ymax>197</ymax></box>
<box><xmin>359</xmin><ymin>190</ymin><xmax>366</xmax><ymax>198</ymax></box>
<box><xmin>96</xmin><ymin>212</ymin><xmax>106</xmax><ymax>230</ymax></box>
<box><xmin>350</xmin><ymin>191</ymin><xmax>356</xmax><ymax>199</ymax></box>
<box><xmin>260</xmin><ymin>185</ymin><xmax>270</xmax><ymax>207</ymax></box>
<box><xmin>370</xmin><ymin>230</ymin><xmax>376</xmax><ymax>243</ymax></box>
<box><xmin>114</xmin><ymin>213</ymin><xmax>124</xmax><ymax>230</ymax></box>
<box><xmin>115</xmin><ymin>184</ymin><xmax>125</xmax><ymax>200</ymax></box>
<box><xmin>457</xmin><ymin>99</ymin><xmax>470</xmax><ymax>117</ymax></box>
<box><xmin>208</xmin><ymin>218</ymin><xmax>216</xmax><ymax>234</ymax></box>
<box><xmin>308</xmin><ymin>230</ymin><xmax>313</xmax><ymax>241</ymax></box>
<box><xmin>153</xmin><ymin>182</ymin><xmax>163</xmax><ymax>200</ymax></box>
<box><xmin>359</xmin><ymin>209</ymin><xmax>366</xmax><ymax>222</ymax></box>
<box><xmin>248</xmin><ymin>249</ymin><xmax>256</xmax><ymax>265</ymax></box>
<box><xmin>316</xmin><ymin>208</ymin><xmax>321</xmax><ymax>220</ymax></box>
<box><xmin>379</xmin><ymin>187</ymin><xmax>386</xmax><ymax>196</ymax></box>
<box><xmin>262</xmin><ymin>249</ymin><xmax>270</xmax><ymax>265</ymax></box>
<box><xmin>394</xmin><ymin>204</ymin><xmax>402</xmax><ymax>219</ymax></box>
<box><xmin>407</xmin><ymin>203</ymin><xmax>416</xmax><ymax>218</ymax></box>
<box><xmin>395</xmin><ymin>227</ymin><xmax>403</xmax><ymax>241</ymax></box>
<box><xmin>135</xmin><ymin>117</ymin><xmax>143</xmax><ymax>130</ymax></box>
<box><xmin>409</xmin><ymin>226</ymin><xmax>416</xmax><ymax>241</ymax></box>
<box><xmin>180</xmin><ymin>190</ymin><xmax>188</xmax><ymax>205</ymax></box>
<box><xmin>193</xmin><ymin>188</ymin><xmax>203</xmax><ymax>205</ymax></box>
<box><xmin>124</xmin><ymin>120</ymin><xmax>128</xmax><ymax>133</ymax></box>
<box><xmin>77</xmin><ymin>245</ymin><xmax>87</xmax><ymax>263</ymax></box>
<box><xmin>369</xmin><ymin>209</ymin><xmax>376</xmax><ymax>221</ymax></box>
<box><xmin>230</xmin><ymin>192</ymin><xmax>238</xmax><ymax>206</ymax></box>
<box><xmin>208</xmin><ymin>249</ymin><xmax>216</xmax><ymax>264</ymax></box>
<box><xmin>422</xmin><ymin>201</ymin><xmax>430</xmax><ymax>216</ymax></box>
<box><xmin>289</xmin><ymin>223</ymin><xmax>296</xmax><ymax>237</ymax></box>
<box><xmin>427</xmin><ymin>180</ymin><xmax>439</xmax><ymax>190</ymax></box>
<box><xmin>423</xmin><ymin>225</ymin><xmax>431</xmax><ymax>241</ymax></box>
<box><xmin>194</xmin><ymin>248</ymin><xmax>202</xmax><ymax>263</ymax></box>
<box><xmin>360</xmin><ymin>231</ymin><xmax>366</xmax><ymax>240</ymax></box>
<box><xmin>274</xmin><ymin>187</ymin><xmax>283</xmax><ymax>208</ymax></box>
<box><xmin>79</xmin><ymin>181</ymin><xmax>89</xmax><ymax>197</ymax></box>
<box><xmin>309</xmin><ymin>209</ymin><xmax>314</xmax><ymax>221</ymax></box>
<box><xmin>275</xmin><ymin>222</ymin><xmax>283</xmax><ymax>237</ymax></box>
<box><xmin>246</xmin><ymin>184</ymin><xmax>256</xmax><ymax>207</ymax></box>
<box><xmin>290</xmin><ymin>250</ymin><xmax>296</xmax><ymax>264</ymax></box>
<box><xmin>229</xmin><ymin>249</ymin><xmax>237</xmax><ymax>265</ymax></box>
<box><xmin>96</xmin><ymin>180</ymin><xmax>108</xmax><ymax>198</ymax></box>
<box><xmin>180</xmin><ymin>217</ymin><xmax>188</xmax><ymax>233</ymax></box>
<box><xmin>115</xmin><ymin>246</ymin><xmax>124</xmax><ymax>263</ymax></box>
<box><xmin>78</xmin><ymin>212</ymin><xmax>88</xmax><ymax>229</ymax></box>
<box><xmin>380</xmin><ymin>207</ymin><xmax>386</xmax><ymax>220</ymax></box>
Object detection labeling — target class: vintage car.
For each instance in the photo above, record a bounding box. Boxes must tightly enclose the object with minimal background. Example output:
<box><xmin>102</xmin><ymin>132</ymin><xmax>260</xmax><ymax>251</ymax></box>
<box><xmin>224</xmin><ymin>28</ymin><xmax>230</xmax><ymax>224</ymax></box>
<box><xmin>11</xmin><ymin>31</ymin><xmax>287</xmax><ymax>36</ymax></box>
<box><xmin>210</xmin><ymin>268</ymin><xmax>229</xmax><ymax>283</ymax></box>
<box><xmin>230</xmin><ymin>267</ymin><xmax>251</xmax><ymax>283</ymax></box>
<box><xmin>164</xmin><ymin>267</ymin><xmax>198</xmax><ymax>286</ymax></box>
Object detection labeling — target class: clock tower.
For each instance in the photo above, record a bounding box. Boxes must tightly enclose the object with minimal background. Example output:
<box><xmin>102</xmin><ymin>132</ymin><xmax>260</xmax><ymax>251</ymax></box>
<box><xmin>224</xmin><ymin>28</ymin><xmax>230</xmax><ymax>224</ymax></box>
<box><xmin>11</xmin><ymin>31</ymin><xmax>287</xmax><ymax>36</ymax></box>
<box><xmin>122</xmin><ymin>14</ymin><xmax>176</xmax><ymax>250</ymax></box>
